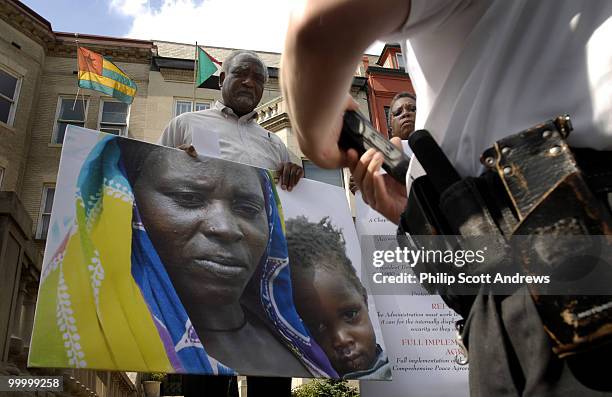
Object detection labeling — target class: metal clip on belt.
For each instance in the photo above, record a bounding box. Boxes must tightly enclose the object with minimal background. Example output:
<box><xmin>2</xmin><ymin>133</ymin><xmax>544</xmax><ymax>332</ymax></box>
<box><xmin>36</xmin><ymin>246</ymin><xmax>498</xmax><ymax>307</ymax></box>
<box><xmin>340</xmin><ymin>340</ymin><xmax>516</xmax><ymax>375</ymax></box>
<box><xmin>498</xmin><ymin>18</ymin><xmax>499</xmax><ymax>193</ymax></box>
<box><xmin>454</xmin><ymin>319</ymin><xmax>469</xmax><ymax>365</ymax></box>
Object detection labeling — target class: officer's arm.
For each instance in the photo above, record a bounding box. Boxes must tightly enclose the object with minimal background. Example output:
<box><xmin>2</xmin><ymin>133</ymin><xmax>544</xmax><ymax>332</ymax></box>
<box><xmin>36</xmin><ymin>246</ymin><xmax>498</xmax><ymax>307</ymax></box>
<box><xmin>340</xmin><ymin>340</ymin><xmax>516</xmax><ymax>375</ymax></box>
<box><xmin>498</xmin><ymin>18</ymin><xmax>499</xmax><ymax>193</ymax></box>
<box><xmin>281</xmin><ymin>0</ymin><xmax>411</xmax><ymax>169</ymax></box>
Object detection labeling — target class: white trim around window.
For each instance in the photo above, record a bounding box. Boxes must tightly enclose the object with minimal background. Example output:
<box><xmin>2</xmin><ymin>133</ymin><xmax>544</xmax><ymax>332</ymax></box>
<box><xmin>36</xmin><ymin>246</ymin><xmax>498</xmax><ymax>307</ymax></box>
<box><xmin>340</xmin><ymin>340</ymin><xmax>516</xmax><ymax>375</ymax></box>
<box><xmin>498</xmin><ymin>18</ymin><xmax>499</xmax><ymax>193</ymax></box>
<box><xmin>0</xmin><ymin>166</ymin><xmax>5</xmax><ymax>189</ymax></box>
<box><xmin>173</xmin><ymin>99</ymin><xmax>212</xmax><ymax>117</ymax></box>
<box><xmin>98</xmin><ymin>99</ymin><xmax>130</xmax><ymax>136</ymax></box>
<box><xmin>0</xmin><ymin>64</ymin><xmax>22</xmax><ymax>127</ymax></box>
<box><xmin>52</xmin><ymin>96</ymin><xmax>89</xmax><ymax>144</ymax></box>
<box><xmin>36</xmin><ymin>184</ymin><xmax>56</xmax><ymax>240</ymax></box>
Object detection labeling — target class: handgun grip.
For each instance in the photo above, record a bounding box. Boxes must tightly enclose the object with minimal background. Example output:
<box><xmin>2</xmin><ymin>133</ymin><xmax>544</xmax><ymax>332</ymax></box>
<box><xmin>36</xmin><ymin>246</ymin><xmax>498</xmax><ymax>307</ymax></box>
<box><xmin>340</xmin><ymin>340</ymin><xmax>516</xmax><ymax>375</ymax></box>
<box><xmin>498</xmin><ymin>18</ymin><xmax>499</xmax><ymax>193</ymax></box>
<box><xmin>339</xmin><ymin>110</ymin><xmax>410</xmax><ymax>184</ymax></box>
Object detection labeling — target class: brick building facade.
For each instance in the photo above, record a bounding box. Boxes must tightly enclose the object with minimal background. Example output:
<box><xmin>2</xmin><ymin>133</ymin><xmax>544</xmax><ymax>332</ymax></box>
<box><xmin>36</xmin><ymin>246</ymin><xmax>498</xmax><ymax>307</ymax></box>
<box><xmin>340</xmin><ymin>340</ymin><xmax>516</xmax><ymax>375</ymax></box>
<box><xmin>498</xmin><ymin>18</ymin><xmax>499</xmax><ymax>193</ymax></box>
<box><xmin>363</xmin><ymin>43</ymin><xmax>414</xmax><ymax>138</ymax></box>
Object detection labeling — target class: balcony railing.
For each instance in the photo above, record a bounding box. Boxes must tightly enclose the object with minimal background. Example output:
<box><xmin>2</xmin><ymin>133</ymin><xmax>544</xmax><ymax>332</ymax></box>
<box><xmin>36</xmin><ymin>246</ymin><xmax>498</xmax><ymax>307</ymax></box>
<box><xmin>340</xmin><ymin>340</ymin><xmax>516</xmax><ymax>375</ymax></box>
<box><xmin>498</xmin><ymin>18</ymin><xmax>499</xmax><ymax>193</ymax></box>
<box><xmin>255</xmin><ymin>96</ymin><xmax>284</xmax><ymax>124</ymax></box>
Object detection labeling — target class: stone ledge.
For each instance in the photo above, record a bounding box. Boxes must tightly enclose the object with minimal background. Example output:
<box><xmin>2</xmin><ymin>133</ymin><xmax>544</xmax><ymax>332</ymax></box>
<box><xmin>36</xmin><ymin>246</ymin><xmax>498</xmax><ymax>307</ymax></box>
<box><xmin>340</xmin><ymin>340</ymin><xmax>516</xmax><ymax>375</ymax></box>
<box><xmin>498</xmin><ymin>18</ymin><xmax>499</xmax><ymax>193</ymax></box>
<box><xmin>0</xmin><ymin>191</ymin><xmax>33</xmax><ymax>238</ymax></box>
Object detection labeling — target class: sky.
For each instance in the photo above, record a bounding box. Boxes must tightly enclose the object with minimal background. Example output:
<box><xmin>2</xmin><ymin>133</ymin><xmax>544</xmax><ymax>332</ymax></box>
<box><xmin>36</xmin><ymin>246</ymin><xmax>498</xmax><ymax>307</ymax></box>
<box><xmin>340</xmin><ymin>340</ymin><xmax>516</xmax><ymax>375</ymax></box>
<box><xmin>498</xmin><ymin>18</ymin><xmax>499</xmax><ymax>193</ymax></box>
<box><xmin>21</xmin><ymin>0</ymin><xmax>386</xmax><ymax>55</ymax></box>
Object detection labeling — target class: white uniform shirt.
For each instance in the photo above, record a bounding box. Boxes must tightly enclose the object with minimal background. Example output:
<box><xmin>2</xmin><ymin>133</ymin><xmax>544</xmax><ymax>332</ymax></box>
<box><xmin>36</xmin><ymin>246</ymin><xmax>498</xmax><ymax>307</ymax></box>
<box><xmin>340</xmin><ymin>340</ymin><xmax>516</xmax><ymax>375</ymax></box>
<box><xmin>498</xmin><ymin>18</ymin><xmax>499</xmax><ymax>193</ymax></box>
<box><xmin>158</xmin><ymin>101</ymin><xmax>290</xmax><ymax>170</ymax></box>
<box><xmin>387</xmin><ymin>0</ymin><xmax>612</xmax><ymax>176</ymax></box>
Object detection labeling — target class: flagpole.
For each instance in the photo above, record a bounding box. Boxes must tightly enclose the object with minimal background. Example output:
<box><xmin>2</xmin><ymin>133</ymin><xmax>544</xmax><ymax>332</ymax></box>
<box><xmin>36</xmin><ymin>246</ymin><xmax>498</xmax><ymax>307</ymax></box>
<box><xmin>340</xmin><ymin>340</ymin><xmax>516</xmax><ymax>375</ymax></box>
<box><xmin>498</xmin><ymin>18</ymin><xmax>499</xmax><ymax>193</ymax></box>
<box><xmin>192</xmin><ymin>41</ymin><xmax>198</xmax><ymax>111</ymax></box>
<box><xmin>73</xmin><ymin>33</ymin><xmax>80</xmax><ymax>111</ymax></box>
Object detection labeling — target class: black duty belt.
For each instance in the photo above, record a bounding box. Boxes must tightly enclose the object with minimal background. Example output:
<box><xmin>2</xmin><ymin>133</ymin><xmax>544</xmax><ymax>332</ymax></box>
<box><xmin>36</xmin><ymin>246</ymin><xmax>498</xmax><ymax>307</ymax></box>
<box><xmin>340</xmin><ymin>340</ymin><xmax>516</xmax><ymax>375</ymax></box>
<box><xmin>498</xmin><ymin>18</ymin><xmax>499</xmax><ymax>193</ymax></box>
<box><xmin>397</xmin><ymin>115</ymin><xmax>612</xmax><ymax>359</ymax></box>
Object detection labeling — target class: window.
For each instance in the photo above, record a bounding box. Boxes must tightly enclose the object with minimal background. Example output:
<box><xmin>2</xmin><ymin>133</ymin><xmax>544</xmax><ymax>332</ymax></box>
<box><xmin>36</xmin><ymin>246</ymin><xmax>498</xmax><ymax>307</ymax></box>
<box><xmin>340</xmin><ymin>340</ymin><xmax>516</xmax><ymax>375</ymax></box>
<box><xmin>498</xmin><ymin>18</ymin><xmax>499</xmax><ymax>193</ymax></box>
<box><xmin>175</xmin><ymin>100</ymin><xmax>192</xmax><ymax>116</ymax></box>
<box><xmin>0</xmin><ymin>166</ymin><xmax>4</xmax><ymax>189</ymax></box>
<box><xmin>53</xmin><ymin>97</ymin><xmax>88</xmax><ymax>144</ymax></box>
<box><xmin>174</xmin><ymin>100</ymin><xmax>211</xmax><ymax>116</ymax></box>
<box><xmin>302</xmin><ymin>160</ymin><xmax>344</xmax><ymax>187</ymax></box>
<box><xmin>194</xmin><ymin>102</ymin><xmax>210</xmax><ymax>112</ymax></box>
<box><xmin>0</xmin><ymin>66</ymin><xmax>21</xmax><ymax>126</ymax></box>
<box><xmin>36</xmin><ymin>185</ymin><xmax>55</xmax><ymax>240</ymax></box>
<box><xmin>384</xmin><ymin>106</ymin><xmax>391</xmax><ymax>131</ymax></box>
<box><xmin>395</xmin><ymin>52</ymin><xmax>405</xmax><ymax>69</ymax></box>
<box><xmin>99</xmin><ymin>100</ymin><xmax>129</xmax><ymax>136</ymax></box>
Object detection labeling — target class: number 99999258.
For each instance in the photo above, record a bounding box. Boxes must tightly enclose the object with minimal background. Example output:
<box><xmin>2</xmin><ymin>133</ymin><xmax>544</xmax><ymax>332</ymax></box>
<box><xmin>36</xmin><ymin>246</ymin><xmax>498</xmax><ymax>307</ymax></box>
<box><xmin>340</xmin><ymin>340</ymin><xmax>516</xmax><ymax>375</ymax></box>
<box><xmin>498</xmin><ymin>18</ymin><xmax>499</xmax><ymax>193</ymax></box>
<box><xmin>1</xmin><ymin>376</ymin><xmax>62</xmax><ymax>391</ymax></box>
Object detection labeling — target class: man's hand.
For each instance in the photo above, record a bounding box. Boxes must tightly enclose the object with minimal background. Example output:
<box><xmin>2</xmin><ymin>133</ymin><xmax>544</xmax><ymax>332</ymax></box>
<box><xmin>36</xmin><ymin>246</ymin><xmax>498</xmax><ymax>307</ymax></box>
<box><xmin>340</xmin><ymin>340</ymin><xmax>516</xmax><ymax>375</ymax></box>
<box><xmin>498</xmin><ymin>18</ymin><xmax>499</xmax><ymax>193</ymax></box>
<box><xmin>177</xmin><ymin>144</ymin><xmax>197</xmax><ymax>157</ymax></box>
<box><xmin>348</xmin><ymin>138</ymin><xmax>408</xmax><ymax>224</ymax></box>
<box><xmin>277</xmin><ymin>162</ymin><xmax>304</xmax><ymax>191</ymax></box>
<box><xmin>348</xmin><ymin>175</ymin><xmax>359</xmax><ymax>194</ymax></box>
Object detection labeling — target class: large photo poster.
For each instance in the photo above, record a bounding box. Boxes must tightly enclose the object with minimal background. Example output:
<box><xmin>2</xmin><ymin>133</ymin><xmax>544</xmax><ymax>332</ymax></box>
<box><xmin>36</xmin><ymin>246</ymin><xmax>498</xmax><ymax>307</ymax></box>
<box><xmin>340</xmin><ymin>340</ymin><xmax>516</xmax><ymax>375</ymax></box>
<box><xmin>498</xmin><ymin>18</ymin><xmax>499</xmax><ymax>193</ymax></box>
<box><xmin>28</xmin><ymin>126</ymin><xmax>389</xmax><ymax>380</ymax></box>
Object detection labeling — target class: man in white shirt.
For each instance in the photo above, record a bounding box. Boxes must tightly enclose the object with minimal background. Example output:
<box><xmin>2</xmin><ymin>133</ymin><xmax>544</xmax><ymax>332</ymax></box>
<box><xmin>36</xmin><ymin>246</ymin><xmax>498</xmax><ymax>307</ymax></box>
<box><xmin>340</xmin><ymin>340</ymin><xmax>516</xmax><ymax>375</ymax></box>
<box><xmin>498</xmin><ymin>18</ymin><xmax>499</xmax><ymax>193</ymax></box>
<box><xmin>282</xmin><ymin>0</ymin><xmax>612</xmax><ymax>395</ymax></box>
<box><xmin>159</xmin><ymin>49</ymin><xmax>302</xmax><ymax>396</ymax></box>
<box><xmin>160</xmin><ymin>49</ymin><xmax>303</xmax><ymax>191</ymax></box>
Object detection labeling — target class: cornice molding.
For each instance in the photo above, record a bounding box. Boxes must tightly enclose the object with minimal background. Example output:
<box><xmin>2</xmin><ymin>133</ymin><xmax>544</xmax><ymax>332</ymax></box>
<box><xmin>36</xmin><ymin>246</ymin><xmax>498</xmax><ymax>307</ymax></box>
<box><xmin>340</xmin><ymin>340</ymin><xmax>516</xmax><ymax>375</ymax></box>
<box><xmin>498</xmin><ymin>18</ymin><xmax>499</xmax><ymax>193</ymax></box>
<box><xmin>0</xmin><ymin>0</ymin><xmax>153</xmax><ymax>63</ymax></box>
<box><xmin>0</xmin><ymin>1</ymin><xmax>55</xmax><ymax>49</ymax></box>
<box><xmin>260</xmin><ymin>114</ymin><xmax>292</xmax><ymax>133</ymax></box>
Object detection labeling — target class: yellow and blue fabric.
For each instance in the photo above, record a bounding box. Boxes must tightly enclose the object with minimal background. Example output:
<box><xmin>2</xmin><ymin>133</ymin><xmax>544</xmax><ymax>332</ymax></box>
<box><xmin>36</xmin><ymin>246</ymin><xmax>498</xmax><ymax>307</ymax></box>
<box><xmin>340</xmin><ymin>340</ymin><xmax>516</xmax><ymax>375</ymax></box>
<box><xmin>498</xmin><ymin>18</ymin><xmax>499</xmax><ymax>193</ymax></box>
<box><xmin>29</xmin><ymin>135</ymin><xmax>338</xmax><ymax>377</ymax></box>
<box><xmin>77</xmin><ymin>47</ymin><xmax>136</xmax><ymax>104</ymax></box>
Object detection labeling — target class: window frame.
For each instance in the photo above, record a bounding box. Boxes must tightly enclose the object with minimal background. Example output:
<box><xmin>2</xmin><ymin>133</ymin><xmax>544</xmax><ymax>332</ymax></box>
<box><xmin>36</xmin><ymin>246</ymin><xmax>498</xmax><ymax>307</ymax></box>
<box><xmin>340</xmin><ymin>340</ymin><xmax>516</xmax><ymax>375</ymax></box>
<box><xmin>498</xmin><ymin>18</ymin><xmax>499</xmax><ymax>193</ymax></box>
<box><xmin>194</xmin><ymin>101</ymin><xmax>211</xmax><ymax>112</ymax></box>
<box><xmin>174</xmin><ymin>100</ymin><xmax>192</xmax><ymax>117</ymax></box>
<box><xmin>97</xmin><ymin>98</ymin><xmax>130</xmax><ymax>136</ymax></box>
<box><xmin>384</xmin><ymin>105</ymin><xmax>391</xmax><ymax>132</ymax></box>
<box><xmin>173</xmin><ymin>99</ymin><xmax>212</xmax><ymax>117</ymax></box>
<box><xmin>395</xmin><ymin>52</ymin><xmax>405</xmax><ymax>69</ymax></box>
<box><xmin>35</xmin><ymin>184</ymin><xmax>56</xmax><ymax>240</ymax></box>
<box><xmin>52</xmin><ymin>96</ymin><xmax>89</xmax><ymax>144</ymax></box>
<box><xmin>0</xmin><ymin>166</ymin><xmax>4</xmax><ymax>189</ymax></box>
<box><xmin>0</xmin><ymin>64</ymin><xmax>22</xmax><ymax>127</ymax></box>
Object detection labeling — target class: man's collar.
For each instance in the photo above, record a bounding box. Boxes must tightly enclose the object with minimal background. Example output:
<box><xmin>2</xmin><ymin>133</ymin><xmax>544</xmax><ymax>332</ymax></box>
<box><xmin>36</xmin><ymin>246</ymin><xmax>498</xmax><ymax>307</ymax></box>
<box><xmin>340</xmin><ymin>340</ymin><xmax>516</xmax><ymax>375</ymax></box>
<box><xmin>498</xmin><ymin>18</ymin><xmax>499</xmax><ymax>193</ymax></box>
<box><xmin>214</xmin><ymin>100</ymin><xmax>258</xmax><ymax>121</ymax></box>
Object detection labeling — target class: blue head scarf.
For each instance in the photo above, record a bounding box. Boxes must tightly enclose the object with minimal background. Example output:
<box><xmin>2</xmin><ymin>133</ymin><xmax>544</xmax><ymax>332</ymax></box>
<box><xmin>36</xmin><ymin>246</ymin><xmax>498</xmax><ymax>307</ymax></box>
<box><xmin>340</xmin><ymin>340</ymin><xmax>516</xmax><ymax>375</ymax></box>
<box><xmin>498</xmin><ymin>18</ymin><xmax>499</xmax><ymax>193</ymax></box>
<box><xmin>116</xmin><ymin>138</ymin><xmax>338</xmax><ymax>376</ymax></box>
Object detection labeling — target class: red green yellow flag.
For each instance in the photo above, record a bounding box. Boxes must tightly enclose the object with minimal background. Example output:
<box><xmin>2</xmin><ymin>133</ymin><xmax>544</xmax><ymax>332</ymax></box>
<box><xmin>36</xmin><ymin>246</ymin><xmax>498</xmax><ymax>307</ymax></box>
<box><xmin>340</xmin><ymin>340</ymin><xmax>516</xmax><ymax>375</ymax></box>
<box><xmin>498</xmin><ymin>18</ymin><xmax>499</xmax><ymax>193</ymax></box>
<box><xmin>77</xmin><ymin>47</ymin><xmax>137</xmax><ymax>104</ymax></box>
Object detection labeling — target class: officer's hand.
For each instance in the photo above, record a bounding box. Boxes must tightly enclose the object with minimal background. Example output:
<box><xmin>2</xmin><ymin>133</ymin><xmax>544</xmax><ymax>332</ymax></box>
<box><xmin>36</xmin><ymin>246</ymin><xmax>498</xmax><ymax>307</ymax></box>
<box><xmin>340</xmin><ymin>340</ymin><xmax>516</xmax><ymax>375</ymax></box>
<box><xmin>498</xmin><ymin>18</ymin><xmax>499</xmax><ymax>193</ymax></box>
<box><xmin>291</xmin><ymin>94</ymin><xmax>360</xmax><ymax>170</ymax></box>
<box><xmin>348</xmin><ymin>137</ymin><xmax>407</xmax><ymax>224</ymax></box>
<box><xmin>277</xmin><ymin>162</ymin><xmax>304</xmax><ymax>191</ymax></box>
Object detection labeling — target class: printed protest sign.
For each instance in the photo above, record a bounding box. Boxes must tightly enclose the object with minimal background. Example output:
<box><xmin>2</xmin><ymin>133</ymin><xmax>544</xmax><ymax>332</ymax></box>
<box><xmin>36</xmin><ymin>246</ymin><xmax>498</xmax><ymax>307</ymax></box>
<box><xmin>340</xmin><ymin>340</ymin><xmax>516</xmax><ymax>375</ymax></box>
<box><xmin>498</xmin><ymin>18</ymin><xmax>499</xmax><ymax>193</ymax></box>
<box><xmin>29</xmin><ymin>126</ymin><xmax>389</xmax><ymax>380</ymax></box>
<box><xmin>354</xmin><ymin>192</ymin><xmax>469</xmax><ymax>396</ymax></box>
